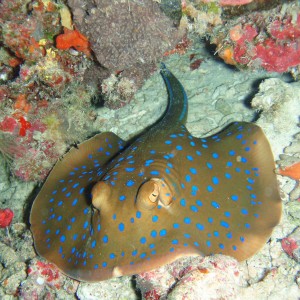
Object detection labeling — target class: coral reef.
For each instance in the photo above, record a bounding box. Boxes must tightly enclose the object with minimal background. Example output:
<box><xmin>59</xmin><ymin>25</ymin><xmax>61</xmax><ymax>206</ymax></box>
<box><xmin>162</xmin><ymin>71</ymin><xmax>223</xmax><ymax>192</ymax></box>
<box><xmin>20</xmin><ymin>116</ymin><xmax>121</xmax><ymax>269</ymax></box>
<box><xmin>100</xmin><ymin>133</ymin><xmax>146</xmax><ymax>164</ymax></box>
<box><xmin>0</xmin><ymin>208</ymin><xmax>14</xmax><ymax>228</ymax></box>
<box><xmin>0</xmin><ymin>0</ymin><xmax>96</xmax><ymax>181</ymax></box>
<box><xmin>67</xmin><ymin>0</ymin><xmax>183</xmax><ymax>87</ymax></box>
<box><xmin>136</xmin><ymin>255</ymin><xmax>242</xmax><ymax>299</ymax></box>
<box><xmin>211</xmin><ymin>1</ymin><xmax>300</xmax><ymax>75</ymax></box>
<box><xmin>101</xmin><ymin>74</ymin><xmax>137</xmax><ymax>109</ymax></box>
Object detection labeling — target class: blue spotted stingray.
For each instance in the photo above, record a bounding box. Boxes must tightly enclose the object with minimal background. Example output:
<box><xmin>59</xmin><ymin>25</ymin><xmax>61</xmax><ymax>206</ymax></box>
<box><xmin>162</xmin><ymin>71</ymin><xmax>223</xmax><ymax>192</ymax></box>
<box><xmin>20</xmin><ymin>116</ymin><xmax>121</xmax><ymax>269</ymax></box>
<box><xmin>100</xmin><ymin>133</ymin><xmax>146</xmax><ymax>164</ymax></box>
<box><xmin>30</xmin><ymin>64</ymin><xmax>281</xmax><ymax>282</ymax></box>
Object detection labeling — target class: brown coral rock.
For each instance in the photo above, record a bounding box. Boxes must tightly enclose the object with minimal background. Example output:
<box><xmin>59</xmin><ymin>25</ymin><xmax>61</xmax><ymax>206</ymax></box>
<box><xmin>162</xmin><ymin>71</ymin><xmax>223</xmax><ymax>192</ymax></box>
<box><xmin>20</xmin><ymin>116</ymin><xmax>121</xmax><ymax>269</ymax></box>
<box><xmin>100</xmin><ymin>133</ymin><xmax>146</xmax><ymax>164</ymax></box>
<box><xmin>68</xmin><ymin>0</ymin><xmax>181</xmax><ymax>85</ymax></box>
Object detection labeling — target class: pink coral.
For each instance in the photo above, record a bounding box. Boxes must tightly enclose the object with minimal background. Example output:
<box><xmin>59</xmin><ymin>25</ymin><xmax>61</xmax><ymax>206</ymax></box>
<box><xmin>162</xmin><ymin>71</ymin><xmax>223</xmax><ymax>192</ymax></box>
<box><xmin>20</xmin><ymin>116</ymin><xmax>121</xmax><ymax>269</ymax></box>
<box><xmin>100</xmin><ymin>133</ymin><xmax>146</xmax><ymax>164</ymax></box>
<box><xmin>0</xmin><ymin>208</ymin><xmax>14</xmax><ymax>228</ymax></box>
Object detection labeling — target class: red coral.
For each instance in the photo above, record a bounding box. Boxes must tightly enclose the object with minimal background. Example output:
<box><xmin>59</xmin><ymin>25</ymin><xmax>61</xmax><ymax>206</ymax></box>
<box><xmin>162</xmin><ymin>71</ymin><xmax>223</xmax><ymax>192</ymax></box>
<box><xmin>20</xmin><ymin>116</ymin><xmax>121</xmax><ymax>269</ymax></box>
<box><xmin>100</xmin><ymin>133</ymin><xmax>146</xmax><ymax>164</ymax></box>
<box><xmin>0</xmin><ymin>208</ymin><xmax>14</xmax><ymax>228</ymax></box>
<box><xmin>56</xmin><ymin>27</ymin><xmax>91</xmax><ymax>56</ymax></box>
<box><xmin>270</xmin><ymin>15</ymin><xmax>300</xmax><ymax>40</ymax></box>
<box><xmin>281</xmin><ymin>237</ymin><xmax>298</xmax><ymax>257</ymax></box>
<box><xmin>0</xmin><ymin>116</ymin><xmax>18</xmax><ymax>133</ymax></box>
<box><xmin>254</xmin><ymin>38</ymin><xmax>300</xmax><ymax>72</ymax></box>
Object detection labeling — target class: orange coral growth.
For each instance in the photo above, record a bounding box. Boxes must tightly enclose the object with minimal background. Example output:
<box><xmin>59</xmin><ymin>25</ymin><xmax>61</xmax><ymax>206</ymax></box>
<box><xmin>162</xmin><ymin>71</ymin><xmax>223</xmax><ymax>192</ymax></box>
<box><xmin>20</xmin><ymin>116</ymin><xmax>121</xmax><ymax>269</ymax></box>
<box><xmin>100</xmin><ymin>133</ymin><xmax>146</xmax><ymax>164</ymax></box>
<box><xmin>279</xmin><ymin>162</ymin><xmax>300</xmax><ymax>180</ymax></box>
<box><xmin>218</xmin><ymin>47</ymin><xmax>236</xmax><ymax>65</ymax></box>
<box><xmin>14</xmin><ymin>94</ymin><xmax>32</xmax><ymax>113</ymax></box>
<box><xmin>56</xmin><ymin>27</ymin><xmax>91</xmax><ymax>56</ymax></box>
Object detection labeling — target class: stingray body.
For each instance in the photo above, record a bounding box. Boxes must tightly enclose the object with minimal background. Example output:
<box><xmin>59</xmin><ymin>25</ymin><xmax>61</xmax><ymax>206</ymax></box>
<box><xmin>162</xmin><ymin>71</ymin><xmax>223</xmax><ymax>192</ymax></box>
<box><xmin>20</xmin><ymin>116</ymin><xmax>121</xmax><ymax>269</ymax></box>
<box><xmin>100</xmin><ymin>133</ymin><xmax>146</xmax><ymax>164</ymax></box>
<box><xmin>30</xmin><ymin>65</ymin><xmax>281</xmax><ymax>282</ymax></box>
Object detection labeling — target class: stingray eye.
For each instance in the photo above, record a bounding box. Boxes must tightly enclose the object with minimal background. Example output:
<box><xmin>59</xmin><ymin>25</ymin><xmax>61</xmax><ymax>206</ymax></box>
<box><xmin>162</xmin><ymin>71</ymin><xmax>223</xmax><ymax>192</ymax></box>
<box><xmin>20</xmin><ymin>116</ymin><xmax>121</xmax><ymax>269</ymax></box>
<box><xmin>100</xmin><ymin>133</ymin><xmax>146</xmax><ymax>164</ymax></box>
<box><xmin>136</xmin><ymin>180</ymin><xmax>159</xmax><ymax>210</ymax></box>
<box><xmin>136</xmin><ymin>178</ymin><xmax>174</xmax><ymax>210</ymax></box>
<box><xmin>91</xmin><ymin>181</ymin><xmax>111</xmax><ymax>211</ymax></box>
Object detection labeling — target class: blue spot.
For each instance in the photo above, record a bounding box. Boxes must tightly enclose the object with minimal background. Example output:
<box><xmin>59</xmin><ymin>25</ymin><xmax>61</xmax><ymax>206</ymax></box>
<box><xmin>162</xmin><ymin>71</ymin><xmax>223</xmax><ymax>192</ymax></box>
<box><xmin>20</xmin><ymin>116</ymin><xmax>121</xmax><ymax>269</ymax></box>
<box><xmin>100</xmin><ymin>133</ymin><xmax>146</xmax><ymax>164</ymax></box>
<box><xmin>206</xmin><ymin>240</ymin><xmax>211</xmax><ymax>247</ymax></box>
<box><xmin>211</xmin><ymin>201</ymin><xmax>220</xmax><ymax>209</ymax></box>
<box><xmin>241</xmin><ymin>157</ymin><xmax>247</xmax><ymax>163</ymax></box>
<box><xmin>191</xmin><ymin>185</ymin><xmax>198</xmax><ymax>196</ymax></box>
<box><xmin>145</xmin><ymin>159</ymin><xmax>154</xmax><ymax>166</ymax></box>
<box><xmin>72</xmin><ymin>198</ymin><xmax>78</xmax><ymax>206</ymax></box>
<box><xmin>196</xmin><ymin>223</ymin><xmax>204</xmax><ymax>231</ymax></box>
<box><xmin>190</xmin><ymin>205</ymin><xmax>198</xmax><ymax>212</ymax></box>
<box><xmin>235</xmin><ymin>167</ymin><xmax>241</xmax><ymax>172</ymax></box>
<box><xmin>73</xmin><ymin>233</ymin><xmax>78</xmax><ymax>240</ymax></box>
<box><xmin>55</xmin><ymin>229</ymin><xmax>60</xmax><ymax>235</ymax></box>
<box><xmin>119</xmin><ymin>195</ymin><xmax>126</xmax><ymax>201</ymax></box>
<box><xmin>226</xmin><ymin>232</ymin><xmax>232</xmax><ymax>239</ymax></box>
<box><xmin>126</xmin><ymin>180</ymin><xmax>135</xmax><ymax>187</ymax></box>
<box><xmin>202</xmin><ymin>144</ymin><xmax>208</xmax><ymax>148</ymax></box>
<box><xmin>136</xmin><ymin>211</ymin><xmax>142</xmax><ymax>218</ymax></box>
<box><xmin>225</xmin><ymin>173</ymin><xmax>231</xmax><ymax>179</ymax></box>
<box><xmin>186</xmin><ymin>155</ymin><xmax>193</xmax><ymax>161</ymax></box>
<box><xmin>80</xmin><ymin>187</ymin><xmax>85</xmax><ymax>194</ymax></box>
<box><xmin>229</xmin><ymin>150</ymin><xmax>235</xmax><ymax>156</ymax></box>
<box><xmin>49</xmin><ymin>198</ymin><xmax>54</xmax><ymax>203</ymax></box>
<box><xmin>213</xmin><ymin>231</ymin><xmax>219</xmax><ymax>237</ymax></box>
<box><xmin>119</xmin><ymin>223</ymin><xmax>125</xmax><ymax>232</ymax></box>
<box><xmin>159</xmin><ymin>229</ymin><xmax>167</xmax><ymax>237</ymax></box>
<box><xmin>180</xmin><ymin>199</ymin><xmax>186</xmax><ymax>207</ymax></box>
<box><xmin>233</xmin><ymin>245</ymin><xmax>237</xmax><ymax>251</ymax></box>
<box><xmin>219</xmin><ymin>243</ymin><xmax>225</xmax><ymax>249</ymax></box>
<box><xmin>212</xmin><ymin>176</ymin><xmax>219</xmax><ymax>185</ymax></box>
<box><xmin>245</xmin><ymin>223</ymin><xmax>251</xmax><ymax>228</ymax></box>
<box><xmin>150</xmin><ymin>170</ymin><xmax>160</xmax><ymax>176</ymax></box>
<box><xmin>57</xmin><ymin>216</ymin><xmax>62</xmax><ymax>221</ymax></box>
<box><xmin>231</xmin><ymin>195</ymin><xmax>238</xmax><ymax>201</ymax></box>
<box><xmin>254</xmin><ymin>213</ymin><xmax>259</xmax><ymax>218</ymax></box>
<box><xmin>91</xmin><ymin>240</ymin><xmax>96</xmax><ymax>248</ymax></box>
<box><xmin>125</xmin><ymin>167</ymin><xmax>135</xmax><ymax>172</ymax></box>
<box><xmin>208</xmin><ymin>217</ymin><xmax>213</xmax><ymax>223</ymax></box>
<box><xmin>109</xmin><ymin>253</ymin><xmax>115</xmax><ymax>259</ymax></box>
<box><xmin>236</xmin><ymin>134</ymin><xmax>243</xmax><ymax>140</ymax></box>
<box><xmin>165</xmin><ymin>140</ymin><xmax>172</xmax><ymax>145</ymax></box>
<box><xmin>220</xmin><ymin>220</ymin><xmax>230</xmax><ymax>228</ymax></box>
<box><xmin>194</xmin><ymin>241</ymin><xmax>199</xmax><ymax>247</ymax></box>
<box><xmin>97</xmin><ymin>224</ymin><xmax>101</xmax><ymax>231</ymax></box>
<box><xmin>185</xmin><ymin>174</ymin><xmax>191</xmax><ymax>182</ymax></box>
<box><xmin>176</xmin><ymin>145</ymin><xmax>183</xmax><ymax>151</ymax></box>
<box><xmin>102</xmin><ymin>262</ymin><xmax>107</xmax><ymax>267</ymax></box>
<box><xmin>130</xmin><ymin>217</ymin><xmax>134</xmax><ymax>223</ymax></box>
<box><xmin>184</xmin><ymin>217</ymin><xmax>191</xmax><ymax>224</ymax></box>
<box><xmin>247</xmin><ymin>178</ymin><xmax>255</xmax><ymax>184</ymax></box>
<box><xmin>167</xmin><ymin>162</ymin><xmax>173</xmax><ymax>168</ymax></box>
<box><xmin>196</xmin><ymin>150</ymin><xmax>201</xmax><ymax>156</ymax></box>
<box><xmin>132</xmin><ymin>250</ymin><xmax>138</xmax><ymax>256</ymax></box>
<box><xmin>206</xmin><ymin>162</ymin><xmax>213</xmax><ymax>169</ymax></box>
<box><xmin>150</xmin><ymin>150</ymin><xmax>156</xmax><ymax>154</ymax></box>
<box><xmin>165</xmin><ymin>168</ymin><xmax>171</xmax><ymax>174</ymax></box>
<box><xmin>196</xmin><ymin>199</ymin><xmax>203</xmax><ymax>206</ymax></box>
<box><xmin>207</xmin><ymin>185</ymin><xmax>213</xmax><ymax>192</ymax></box>
<box><xmin>140</xmin><ymin>237</ymin><xmax>147</xmax><ymax>244</ymax></box>
<box><xmin>241</xmin><ymin>208</ymin><xmax>248</xmax><ymax>215</ymax></box>
<box><xmin>140</xmin><ymin>253</ymin><xmax>147</xmax><ymax>259</ymax></box>
<box><xmin>172</xmin><ymin>239</ymin><xmax>178</xmax><ymax>244</ymax></box>
<box><xmin>103</xmin><ymin>235</ymin><xmax>108</xmax><ymax>243</ymax></box>
<box><xmin>83</xmin><ymin>207</ymin><xmax>89</xmax><ymax>214</ymax></box>
<box><xmin>152</xmin><ymin>215</ymin><xmax>158</xmax><ymax>222</ymax></box>
<box><xmin>60</xmin><ymin>235</ymin><xmax>66</xmax><ymax>242</ymax></box>
<box><xmin>149</xmin><ymin>243</ymin><xmax>155</xmax><ymax>249</ymax></box>
<box><xmin>245</xmin><ymin>147</ymin><xmax>250</xmax><ymax>151</ymax></box>
<box><xmin>184</xmin><ymin>233</ymin><xmax>191</xmax><ymax>238</ymax></box>
<box><xmin>169</xmin><ymin>247</ymin><xmax>175</xmax><ymax>252</ymax></box>
<box><xmin>190</xmin><ymin>168</ymin><xmax>197</xmax><ymax>174</ymax></box>
<box><xmin>181</xmin><ymin>183</ymin><xmax>185</xmax><ymax>189</ymax></box>
<box><xmin>151</xmin><ymin>230</ymin><xmax>157</xmax><ymax>238</ymax></box>
<box><xmin>190</xmin><ymin>141</ymin><xmax>195</xmax><ymax>147</ymax></box>
<box><xmin>170</xmin><ymin>134</ymin><xmax>177</xmax><ymax>138</ymax></box>
<box><xmin>173</xmin><ymin>223</ymin><xmax>180</xmax><ymax>229</ymax></box>
<box><xmin>57</xmin><ymin>201</ymin><xmax>63</xmax><ymax>206</ymax></box>
<box><xmin>224</xmin><ymin>211</ymin><xmax>231</xmax><ymax>217</ymax></box>
<box><xmin>52</xmin><ymin>190</ymin><xmax>57</xmax><ymax>195</ymax></box>
<box><xmin>212</xmin><ymin>153</ymin><xmax>219</xmax><ymax>159</ymax></box>
<box><xmin>83</xmin><ymin>221</ymin><xmax>88</xmax><ymax>229</ymax></box>
<box><xmin>240</xmin><ymin>236</ymin><xmax>245</xmax><ymax>242</ymax></box>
